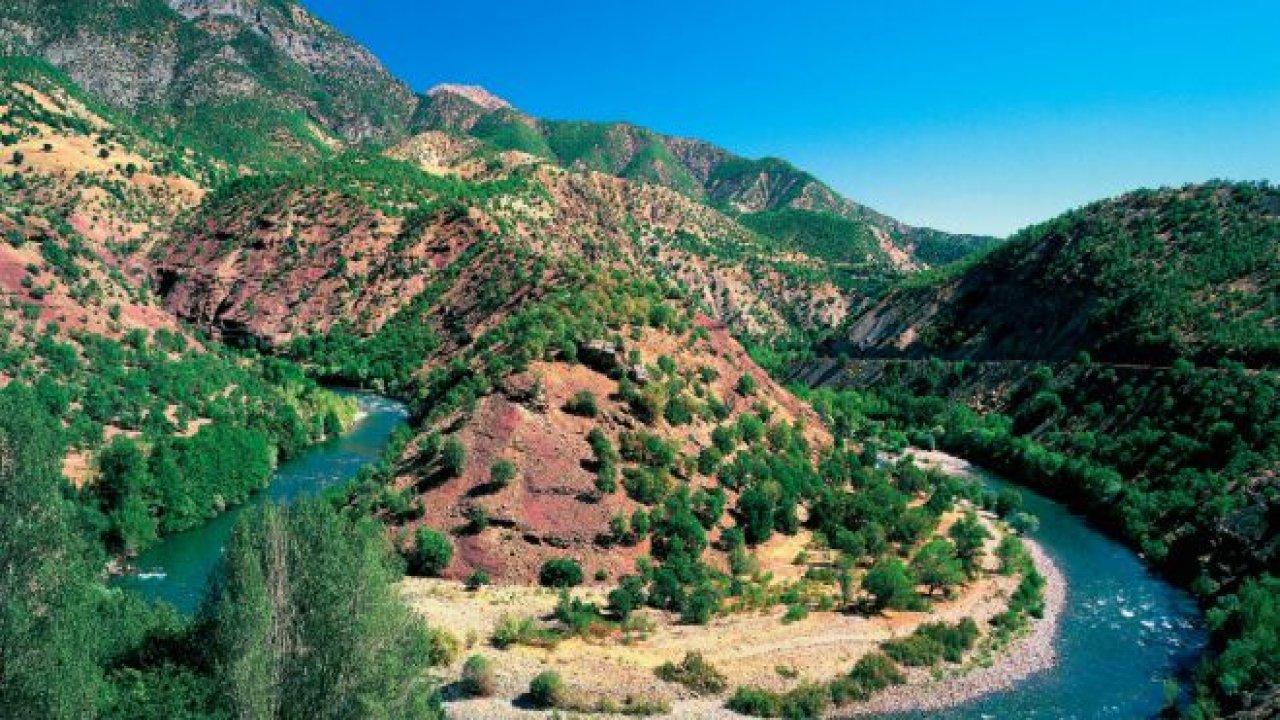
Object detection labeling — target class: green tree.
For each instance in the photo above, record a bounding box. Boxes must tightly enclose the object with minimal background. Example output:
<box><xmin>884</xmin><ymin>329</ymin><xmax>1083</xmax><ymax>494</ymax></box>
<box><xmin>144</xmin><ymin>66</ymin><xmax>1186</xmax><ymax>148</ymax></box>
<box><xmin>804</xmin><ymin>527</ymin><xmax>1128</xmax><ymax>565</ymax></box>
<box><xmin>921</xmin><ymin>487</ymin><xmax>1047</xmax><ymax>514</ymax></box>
<box><xmin>736</xmin><ymin>485</ymin><xmax>777</xmax><ymax>545</ymax></box>
<box><xmin>0</xmin><ymin>386</ymin><xmax>103</xmax><ymax>719</ymax></box>
<box><xmin>538</xmin><ymin>557</ymin><xmax>584</xmax><ymax>588</ymax></box>
<box><xmin>910</xmin><ymin>538</ymin><xmax>965</xmax><ymax>597</ymax></box>
<box><xmin>441</xmin><ymin>437</ymin><xmax>466</xmax><ymax>477</ymax></box>
<box><xmin>489</xmin><ymin>459</ymin><xmax>516</xmax><ymax>488</ymax></box>
<box><xmin>949</xmin><ymin>512</ymin><xmax>990</xmax><ymax>575</ymax></box>
<box><xmin>862</xmin><ymin>556</ymin><xmax>918</xmax><ymax>612</ymax></box>
<box><xmin>208</xmin><ymin>501</ymin><xmax>444</xmax><ymax>719</ymax></box>
<box><xmin>412</xmin><ymin>528</ymin><xmax>454</xmax><ymax>577</ymax></box>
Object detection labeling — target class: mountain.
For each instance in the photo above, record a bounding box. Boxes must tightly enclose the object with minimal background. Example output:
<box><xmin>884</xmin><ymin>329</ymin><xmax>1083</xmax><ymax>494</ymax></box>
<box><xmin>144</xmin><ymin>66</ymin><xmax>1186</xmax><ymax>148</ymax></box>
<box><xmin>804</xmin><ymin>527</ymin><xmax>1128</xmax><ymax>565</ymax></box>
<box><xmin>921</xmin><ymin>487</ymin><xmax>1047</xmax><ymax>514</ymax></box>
<box><xmin>837</xmin><ymin>182</ymin><xmax>1280</xmax><ymax>367</ymax></box>
<box><xmin>0</xmin><ymin>0</ymin><xmax>416</xmax><ymax>167</ymax></box>
<box><xmin>0</xmin><ymin>1</ymin><xmax>999</xmax><ymax>276</ymax></box>
<box><xmin>412</xmin><ymin>84</ymin><xmax>1001</xmax><ymax>271</ymax></box>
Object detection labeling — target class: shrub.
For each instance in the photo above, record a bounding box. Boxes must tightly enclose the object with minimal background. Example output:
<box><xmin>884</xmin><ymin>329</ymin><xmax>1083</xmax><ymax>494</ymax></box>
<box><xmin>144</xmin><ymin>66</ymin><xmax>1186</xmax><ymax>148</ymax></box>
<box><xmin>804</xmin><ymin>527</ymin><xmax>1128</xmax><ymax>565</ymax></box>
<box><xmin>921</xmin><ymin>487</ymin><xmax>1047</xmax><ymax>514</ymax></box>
<box><xmin>608</xmin><ymin>575</ymin><xmax>648</xmax><ymax>620</ymax></box>
<box><xmin>862</xmin><ymin>556</ymin><xmax>919</xmax><ymax>611</ymax></box>
<box><xmin>655</xmin><ymin>652</ymin><xmax>727</xmax><ymax>695</ymax></box>
<box><xmin>442</xmin><ymin>437</ymin><xmax>466</xmax><ymax>477</ymax></box>
<box><xmin>465</xmin><ymin>569</ymin><xmax>491</xmax><ymax>590</ymax></box>
<box><xmin>491</xmin><ymin>615</ymin><xmax>559</xmax><ymax>649</ymax></box>
<box><xmin>411</xmin><ymin>528</ymin><xmax>453</xmax><ymax>576</ymax></box>
<box><xmin>539</xmin><ymin>557</ymin><xmax>584</xmax><ymax>588</ymax></box>
<box><xmin>462</xmin><ymin>504</ymin><xmax>490</xmax><ymax>534</ymax></box>
<box><xmin>736</xmin><ymin>373</ymin><xmax>758</xmax><ymax>396</ymax></box>
<box><xmin>882</xmin><ymin>634</ymin><xmax>946</xmax><ymax>666</ymax></box>
<box><xmin>727</xmin><ymin>684</ymin><xmax>830</xmax><ymax>718</ymax></box>
<box><xmin>529</xmin><ymin>670</ymin><xmax>566</xmax><ymax>709</ymax></box>
<box><xmin>726</xmin><ymin>686</ymin><xmax>782</xmax><ymax>716</ymax></box>
<box><xmin>565</xmin><ymin>390</ymin><xmax>599</xmax><ymax>417</ymax></box>
<box><xmin>830</xmin><ymin>652</ymin><xmax>905</xmax><ymax>704</ymax></box>
<box><xmin>460</xmin><ymin>654</ymin><xmax>496</xmax><ymax>697</ymax></box>
<box><xmin>554</xmin><ymin>592</ymin><xmax>603</xmax><ymax>635</ymax></box>
<box><xmin>782</xmin><ymin>604</ymin><xmax>809</xmax><ymax>624</ymax></box>
<box><xmin>489</xmin><ymin>459</ymin><xmax>516</xmax><ymax>487</ymax></box>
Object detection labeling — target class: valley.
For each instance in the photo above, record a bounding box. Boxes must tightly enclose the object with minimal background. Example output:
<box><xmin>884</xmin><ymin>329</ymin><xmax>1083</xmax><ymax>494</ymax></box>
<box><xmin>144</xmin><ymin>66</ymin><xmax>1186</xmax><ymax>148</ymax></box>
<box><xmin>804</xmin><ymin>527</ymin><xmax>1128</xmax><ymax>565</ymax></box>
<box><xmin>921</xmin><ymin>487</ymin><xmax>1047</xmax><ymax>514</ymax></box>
<box><xmin>0</xmin><ymin>2</ymin><xmax>1275</xmax><ymax>720</ymax></box>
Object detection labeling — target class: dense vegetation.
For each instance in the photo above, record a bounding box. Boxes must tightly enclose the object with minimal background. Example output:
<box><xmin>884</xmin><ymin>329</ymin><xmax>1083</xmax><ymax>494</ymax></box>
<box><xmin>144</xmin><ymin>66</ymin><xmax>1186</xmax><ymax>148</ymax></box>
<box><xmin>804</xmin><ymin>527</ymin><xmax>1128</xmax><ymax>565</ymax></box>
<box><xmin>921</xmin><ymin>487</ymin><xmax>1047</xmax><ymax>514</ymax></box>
<box><xmin>843</xmin><ymin>182</ymin><xmax>1280</xmax><ymax>366</ymax></box>
<box><xmin>0</xmin><ymin>384</ymin><xmax>448</xmax><ymax>718</ymax></box>
<box><xmin>803</xmin><ymin>355</ymin><xmax>1278</xmax><ymax>717</ymax></box>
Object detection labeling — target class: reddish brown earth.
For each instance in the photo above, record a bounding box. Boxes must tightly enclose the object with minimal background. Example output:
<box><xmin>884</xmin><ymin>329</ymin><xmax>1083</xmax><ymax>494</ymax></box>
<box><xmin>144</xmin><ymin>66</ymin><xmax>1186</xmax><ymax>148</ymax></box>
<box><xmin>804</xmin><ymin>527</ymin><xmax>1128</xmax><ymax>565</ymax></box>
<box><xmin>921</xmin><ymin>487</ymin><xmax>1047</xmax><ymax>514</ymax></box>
<box><xmin>391</xmin><ymin>319</ymin><xmax>830</xmax><ymax>584</ymax></box>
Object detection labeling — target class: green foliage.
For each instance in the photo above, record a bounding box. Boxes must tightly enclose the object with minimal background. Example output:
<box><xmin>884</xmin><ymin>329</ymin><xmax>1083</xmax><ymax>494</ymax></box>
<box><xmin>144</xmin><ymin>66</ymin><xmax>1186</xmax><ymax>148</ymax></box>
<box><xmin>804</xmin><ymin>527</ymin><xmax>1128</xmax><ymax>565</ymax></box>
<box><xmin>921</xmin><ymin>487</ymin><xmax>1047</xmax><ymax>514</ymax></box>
<box><xmin>491</xmin><ymin>615</ymin><xmax>559</xmax><ymax>650</ymax></box>
<box><xmin>538</xmin><ymin>557</ymin><xmax>584</xmax><ymax>588</ymax></box>
<box><xmin>881</xmin><ymin>619</ymin><xmax>979</xmax><ymax>666</ymax></box>
<box><xmin>862</xmin><ymin>557</ymin><xmax>919</xmax><ymax>612</ymax></box>
<box><xmin>655</xmin><ymin>652</ymin><xmax>727</xmax><ymax>695</ymax></box>
<box><xmin>727</xmin><ymin>683</ymin><xmax>830</xmax><ymax>719</ymax></box>
<box><xmin>528</xmin><ymin>670</ymin><xmax>566</xmax><ymax>709</ymax></box>
<box><xmin>564</xmin><ymin>389</ymin><xmax>599</xmax><ymax>417</ymax></box>
<box><xmin>829</xmin><ymin>652</ymin><xmax>906</xmax><ymax>705</ymax></box>
<box><xmin>911</xmin><ymin>537</ymin><xmax>966</xmax><ymax>596</ymax></box>
<box><xmin>489</xmin><ymin>458</ymin><xmax>516</xmax><ymax>488</ymax></box>
<box><xmin>948</xmin><ymin>511</ymin><xmax>990</xmax><ymax>576</ymax></box>
<box><xmin>441</xmin><ymin>438</ymin><xmax>466</xmax><ymax>478</ymax></box>
<box><xmin>1191</xmin><ymin>575</ymin><xmax>1279</xmax><ymax>715</ymax></box>
<box><xmin>460</xmin><ymin>654</ymin><xmax>496</xmax><ymax>698</ymax></box>
<box><xmin>411</xmin><ymin>528</ymin><xmax>453</xmax><ymax>577</ymax></box>
<box><xmin>0</xmin><ymin>385</ymin><xmax>103</xmax><ymax>718</ymax></box>
<box><xmin>607</xmin><ymin>576</ymin><xmax>648</xmax><ymax>620</ymax></box>
<box><xmin>206</xmin><ymin>501</ymin><xmax>443</xmax><ymax>718</ymax></box>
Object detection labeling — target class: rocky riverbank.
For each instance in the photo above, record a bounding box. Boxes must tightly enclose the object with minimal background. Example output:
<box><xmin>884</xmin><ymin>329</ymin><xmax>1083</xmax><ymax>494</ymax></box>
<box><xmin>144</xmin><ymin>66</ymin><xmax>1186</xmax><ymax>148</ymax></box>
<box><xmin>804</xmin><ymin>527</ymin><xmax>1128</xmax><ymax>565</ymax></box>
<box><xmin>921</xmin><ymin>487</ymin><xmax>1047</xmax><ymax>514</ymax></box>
<box><xmin>840</xmin><ymin>537</ymin><xmax>1066</xmax><ymax>717</ymax></box>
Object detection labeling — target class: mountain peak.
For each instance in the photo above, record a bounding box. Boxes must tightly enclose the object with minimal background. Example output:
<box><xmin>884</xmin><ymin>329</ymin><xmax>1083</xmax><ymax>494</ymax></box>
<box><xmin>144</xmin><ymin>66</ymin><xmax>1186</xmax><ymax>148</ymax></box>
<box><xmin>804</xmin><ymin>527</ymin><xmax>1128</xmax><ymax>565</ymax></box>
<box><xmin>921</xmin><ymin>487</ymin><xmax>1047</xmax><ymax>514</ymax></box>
<box><xmin>426</xmin><ymin>83</ymin><xmax>511</xmax><ymax>111</ymax></box>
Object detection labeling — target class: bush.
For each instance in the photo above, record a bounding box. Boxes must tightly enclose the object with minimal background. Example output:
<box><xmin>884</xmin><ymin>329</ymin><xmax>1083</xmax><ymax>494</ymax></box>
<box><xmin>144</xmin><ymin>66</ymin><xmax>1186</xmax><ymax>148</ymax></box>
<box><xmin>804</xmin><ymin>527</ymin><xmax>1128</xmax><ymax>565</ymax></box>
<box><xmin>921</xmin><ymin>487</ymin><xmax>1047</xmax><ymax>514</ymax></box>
<box><xmin>529</xmin><ymin>670</ymin><xmax>566</xmax><ymax>709</ymax></box>
<box><xmin>655</xmin><ymin>652</ymin><xmax>727</xmax><ymax>695</ymax></box>
<box><xmin>727</xmin><ymin>683</ymin><xmax>830</xmax><ymax>718</ymax></box>
<box><xmin>565</xmin><ymin>390</ymin><xmax>599</xmax><ymax>417</ymax></box>
<box><xmin>862</xmin><ymin>556</ymin><xmax>919</xmax><ymax>611</ymax></box>
<box><xmin>411</xmin><ymin>528</ymin><xmax>453</xmax><ymax>576</ymax></box>
<box><xmin>736</xmin><ymin>373</ymin><xmax>758</xmax><ymax>396</ymax></box>
<box><xmin>460</xmin><ymin>654</ymin><xmax>496</xmax><ymax>697</ymax></box>
<box><xmin>782</xmin><ymin>604</ymin><xmax>809</xmax><ymax>624</ymax></box>
<box><xmin>608</xmin><ymin>575</ymin><xmax>647</xmax><ymax>620</ymax></box>
<box><xmin>442</xmin><ymin>437</ymin><xmax>466</xmax><ymax>477</ymax></box>
<box><xmin>727</xmin><ymin>686</ymin><xmax>782</xmax><ymax>716</ymax></box>
<box><xmin>554</xmin><ymin>592</ymin><xmax>603</xmax><ymax>635</ymax></box>
<box><xmin>830</xmin><ymin>652</ymin><xmax>905</xmax><ymax>704</ymax></box>
<box><xmin>539</xmin><ymin>557</ymin><xmax>584</xmax><ymax>588</ymax></box>
<box><xmin>491</xmin><ymin>615</ymin><xmax>559</xmax><ymax>649</ymax></box>
<box><xmin>465</xmin><ymin>569</ymin><xmax>490</xmax><ymax>590</ymax></box>
<box><xmin>489</xmin><ymin>459</ymin><xmax>516</xmax><ymax>488</ymax></box>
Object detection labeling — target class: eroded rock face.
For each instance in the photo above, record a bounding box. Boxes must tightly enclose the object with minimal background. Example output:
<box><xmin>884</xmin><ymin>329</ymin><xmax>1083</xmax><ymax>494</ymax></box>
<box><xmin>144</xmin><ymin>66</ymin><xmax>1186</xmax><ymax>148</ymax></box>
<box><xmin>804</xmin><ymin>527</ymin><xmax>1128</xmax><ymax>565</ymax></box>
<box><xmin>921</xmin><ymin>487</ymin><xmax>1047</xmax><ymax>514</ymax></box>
<box><xmin>1</xmin><ymin>0</ymin><xmax>418</xmax><ymax>148</ymax></box>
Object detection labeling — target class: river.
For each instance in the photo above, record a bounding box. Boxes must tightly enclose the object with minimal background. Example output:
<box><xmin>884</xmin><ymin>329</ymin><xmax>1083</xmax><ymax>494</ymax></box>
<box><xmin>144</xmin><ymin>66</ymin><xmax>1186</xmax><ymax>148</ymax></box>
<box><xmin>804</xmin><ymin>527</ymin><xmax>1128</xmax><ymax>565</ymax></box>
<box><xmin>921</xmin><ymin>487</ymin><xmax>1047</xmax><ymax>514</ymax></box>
<box><xmin>882</xmin><ymin>454</ymin><xmax>1206</xmax><ymax>719</ymax></box>
<box><xmin>111</xmin><ymin>392</ymin><xmax>410</xmax><ymax>614</ymax></box>
<box><xmin>114</xmin><ymin>396</ymin><xmax>1205</xmax><ymax>718</ymax></box>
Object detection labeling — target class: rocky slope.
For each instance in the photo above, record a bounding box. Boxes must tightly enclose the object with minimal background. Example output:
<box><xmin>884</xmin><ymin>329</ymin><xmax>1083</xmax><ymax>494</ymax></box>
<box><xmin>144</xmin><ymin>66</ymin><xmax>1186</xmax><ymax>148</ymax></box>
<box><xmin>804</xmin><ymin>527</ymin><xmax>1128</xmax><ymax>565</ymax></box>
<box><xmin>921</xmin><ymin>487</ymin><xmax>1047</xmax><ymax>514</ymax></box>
<box><xmin>0</xmin><ymin>57</ymin><xmax>207</xmax><ymax>342</ymax></box>
<box><xmin>0</xmin><ymin>0</ymin><xmax>416</xmax><ymax>167</ymax></box>
<box><xmin>413</xmin><ymin>84</ymin><xmax>1000</xmax><ymax>271</ymax></box>
<box><xmin>155</xmin><ymin>134</ymin><xmax>855</xmax><ymax>354</ymax></box>
<box><xmin>836</xmin><ymin>182</ymin><xmax>1280</xmax><ymax>367</ymax></box>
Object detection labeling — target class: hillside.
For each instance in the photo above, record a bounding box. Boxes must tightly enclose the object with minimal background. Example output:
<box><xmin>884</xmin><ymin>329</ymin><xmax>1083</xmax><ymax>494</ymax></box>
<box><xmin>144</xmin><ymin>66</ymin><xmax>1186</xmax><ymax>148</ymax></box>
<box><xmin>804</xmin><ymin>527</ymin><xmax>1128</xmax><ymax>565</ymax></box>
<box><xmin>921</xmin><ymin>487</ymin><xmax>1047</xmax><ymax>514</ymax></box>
<box><xmin>155</xmin><ymin>137</ymin><xmax>858</xmax><ymax>362</ymax></box>
<box><xmin>0</xmin><ymin>0</ymin><xmax>415</xmax><ymax>167</ymax></box>
<box><xmin>413</xmin><ymin>84</ymin><xmax>1000</xmax><ymax>271</ymax></box>
<box><xmin>838</xmin><ymin>182</ymin><xmax>1280</xmax><ymax>367</ymax></box>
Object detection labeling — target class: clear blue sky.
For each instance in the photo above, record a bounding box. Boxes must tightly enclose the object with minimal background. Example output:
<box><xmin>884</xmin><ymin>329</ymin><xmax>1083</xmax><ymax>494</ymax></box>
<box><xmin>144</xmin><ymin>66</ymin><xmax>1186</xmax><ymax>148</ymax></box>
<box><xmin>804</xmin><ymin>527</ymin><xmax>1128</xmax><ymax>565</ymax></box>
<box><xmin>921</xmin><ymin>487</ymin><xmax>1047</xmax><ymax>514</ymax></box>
<box><xmin>304</xmin><ymin>0</ymin><xmax>1279</xmax><ymax>237</ymax></box>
